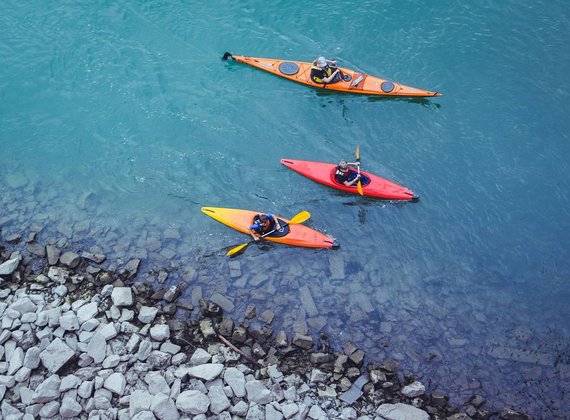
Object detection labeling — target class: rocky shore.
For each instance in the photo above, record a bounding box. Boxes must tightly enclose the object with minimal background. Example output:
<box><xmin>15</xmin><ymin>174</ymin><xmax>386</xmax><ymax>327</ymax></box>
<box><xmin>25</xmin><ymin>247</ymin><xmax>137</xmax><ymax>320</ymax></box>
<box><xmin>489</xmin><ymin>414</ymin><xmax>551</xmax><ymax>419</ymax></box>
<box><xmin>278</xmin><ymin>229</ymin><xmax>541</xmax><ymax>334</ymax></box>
<box><xmin>0</xmin><ymin>238</ymin><xmax>532</xmax><ymax>419</ymax></box>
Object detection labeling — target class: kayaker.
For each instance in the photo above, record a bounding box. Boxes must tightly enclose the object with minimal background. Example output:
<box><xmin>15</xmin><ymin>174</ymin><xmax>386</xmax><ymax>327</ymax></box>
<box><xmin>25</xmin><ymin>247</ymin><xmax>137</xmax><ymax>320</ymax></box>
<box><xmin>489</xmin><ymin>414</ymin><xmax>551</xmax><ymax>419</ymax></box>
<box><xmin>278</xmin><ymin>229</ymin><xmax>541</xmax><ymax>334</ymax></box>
<box><xmin>249</xmin><ymin>213</ymin><xmax>282</xmax><ymax>241</ymax></box>
<box><xmin>334</xmin><ymin>160</ymin><xmax>361</xmax><ymax>187</ymax></box>
<box><xmin>310</xmin><ymin>56</ymin><xmax>342</xmax><ymax>84</ymax></box>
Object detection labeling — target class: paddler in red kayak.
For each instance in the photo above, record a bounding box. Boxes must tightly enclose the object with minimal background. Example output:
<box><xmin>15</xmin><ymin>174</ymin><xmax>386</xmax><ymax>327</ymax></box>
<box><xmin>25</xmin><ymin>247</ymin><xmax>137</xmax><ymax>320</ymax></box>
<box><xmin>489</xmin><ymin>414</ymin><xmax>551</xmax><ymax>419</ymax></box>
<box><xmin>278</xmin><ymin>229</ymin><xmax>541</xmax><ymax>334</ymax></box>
<box><xmin>249</xmin><ymin>213</ymin><xmax>282</xmax><ymax>241</ymax></box>
<box><xmin>334</xmin><ymin>160</ymin><xmax>363</xmax><ymax>187</ymax></box>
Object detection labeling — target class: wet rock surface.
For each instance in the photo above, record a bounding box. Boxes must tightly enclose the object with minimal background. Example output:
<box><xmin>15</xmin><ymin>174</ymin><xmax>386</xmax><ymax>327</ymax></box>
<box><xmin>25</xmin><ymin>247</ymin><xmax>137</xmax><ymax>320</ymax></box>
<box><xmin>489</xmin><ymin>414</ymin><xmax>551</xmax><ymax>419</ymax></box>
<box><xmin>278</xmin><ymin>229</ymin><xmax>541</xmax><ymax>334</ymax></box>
<box><xmin>0</xmin><ymin>238</ymin><xmax>535</xmax><ymax>420</ymax></box>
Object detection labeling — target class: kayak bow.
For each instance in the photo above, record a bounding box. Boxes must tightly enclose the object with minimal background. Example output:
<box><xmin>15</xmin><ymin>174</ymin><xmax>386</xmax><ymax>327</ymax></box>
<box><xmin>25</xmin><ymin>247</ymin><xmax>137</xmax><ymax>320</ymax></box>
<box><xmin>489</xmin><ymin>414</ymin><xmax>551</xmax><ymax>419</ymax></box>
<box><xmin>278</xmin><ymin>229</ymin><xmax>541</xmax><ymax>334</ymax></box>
<box><xmin>222</xmin><ymin>53</ymin><xmax>441</xmax><ymax>98</ymax></box>
<box><xmin>280</xmin><ymin>159</ymin><xmax>419</xmax><ymax>201</ymax></box>
<box><xmin>201</xmin><ymin>207</ymin><xmax>339</xmax><ymax>249</ymax></box>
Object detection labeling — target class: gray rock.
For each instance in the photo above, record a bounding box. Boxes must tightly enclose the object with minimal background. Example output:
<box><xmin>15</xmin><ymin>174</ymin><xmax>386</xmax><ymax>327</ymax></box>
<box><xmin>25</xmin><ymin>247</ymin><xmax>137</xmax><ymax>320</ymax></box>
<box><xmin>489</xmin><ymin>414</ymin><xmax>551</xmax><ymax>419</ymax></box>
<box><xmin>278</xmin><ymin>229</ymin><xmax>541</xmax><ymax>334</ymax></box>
<box><xmin>40</xmin><ymin>338</ymin><xmax>75</xmax><ymax>373</ymax></box>
<box><xmin>130</xmin><ymin>389</ymin><xmax>153</xmax><ymax>417</ymax></box>
<box><xmin>81</xmin><ymin>251</ymin><xmax>106</xmax><ymax>264</ymax></box>
<box><xmin>186</xmin><ymin>363</ymin><xmax>224</xmax><ymax>381</ymax></box>
<box><xmin>104</xmin><ymin>372</ymin><xmax>126</xmax><ymax>395</ymax></box>
<box><xmin>102</xmin><ymin>354</ymin><xmax>121</xmax><ymax>369</ymax></box>
<box><xmin>160</xmin><ymin>341</ymin><xmax>181</xmax><ymax>355</ymax></box>
<box><xmin>208</xmin><ymin>385</ymin><xmax>231</xmax><ymax>414</ymax></box>
<box><xmin>77</xmin><ymin>302</ymin><xmax>99</xmax><ymax>324</ymax></box>
<box><xmin>99</xmin><ymin>322</ymin><xmax>118</xmax><ymax>340</ymax></box>
<box><xmin>87</xmin><ymin>332</ymin><xmax>107</xmax><ymax>363</ymax></box>
<box><xmin>53</xmin><ymin>285</ymin><xmax>68</xmax><ymax>297</ymax></box>
<box><xmin>93</xmin><ymin>388</ymin><xmax>113</xmax><ymax>409</ymax></box>
<box><xmin>299</xmin><ymin>286</ymin><xmax>318</xmax><ymax>317</ymax></box>
<box><xmin>39</xmin><ymin>400</ymin><xmax>60</xmax><ymax>417</ymax></box>
<box><xmin>8</xmin><ymin>346</ymin><xmax>24</xmax><ymax>375</ymax></box>
<box><xmin>309</xmin><ymin>368</ymin><xmax>328</xmax><ymax>383</ymax></box>
<box><xmin>150</xmin><ymin>324</ymin><xmax>170</xmax><ymax>341</ymax></box>
<box><xmin>340</xmin><ymin>407</ymin><xmax>357</xmax><ymax>419</ymax></box>
<box><xmin>138</xmin><ymin>306</ymin><xmax>159</xmax><ymax>323</ymax></box>
<box><xmin>0</xmin><ymin>256</ymin><xmax>20</xmax><ymax>276</ymax></box>
<box><xmin>132</xmin><ymin>410</ymin><xmax>156</xmax><ymax>420</ymax></box>
<box><xmin>148</xmin><ymin>351</ymin><xmax>171</xmax><ymax>369</ymax></box>
<box><xmin>111</xmin><ymin>287</ymin><xmax>133</xmax><ymax>307</ymax></box>
<box><xmin>45</xmin><ymin>245</ymin><xmax>61</xmax><ymax>266</ymax></box>
<box><xmin>231</xmin><ymin>400</ymin><xmax>249</xmax><ymax>416</ymax></box>
<box><xmin>23</xmin><ymin>346</ymin><xmax>41</xmax><ymax>369</ymax></box>
<box><xmin>245</xmin><ymin>379</ymin><xmax>273</xmax><ymax>404</ymax></box>
<box><xmin>401</xmin><ymin>381</ymin><xmax>426</xmax><ymax>397</ymax></box>
<box><xmin>151</xmin><ymin>393</ymin><xmax>179</xmax><ymax>420</ymax></box>
<box><xmin>9</xmin><ymin>297</ymin><xmax>37</xmax><ymax>315</ymax></box>
<box><xmin>60</xmin><ymin>252</ymin><xmax>81</xmax><ymax>268</ymax></box>
<box><xmin>210</xmin><ymin>293</ymin><xmax>235</xmax><ymax>312</ymax></box>
<box><xmin>266</xmin><ymin>404</ymin><xmax>284</xmax><ymax>420</ymax></box>
<box><xmin>282</xmin><ymin>402</ymin><xmax>299</xmax><ymax>418</ymax></box>
<box><xmin>190</xmin><ymin>348</ymin><xmax>212</xmax><ymax>365</ymax></box>
<box><xmin>124</xmin><ymin>258</ymin><xmax>141</xmax><ymax>277</ymax></box>
<box><xmin>199</xmin><ymin>319</ymin><xmax>216</xmax><ymax>338</ymax></box>
<box><xmin>60</xmin><ymin>395</ymin><xmax>82</xmax><ymax>417</ymax></box>
<box><xmin>60</xmin><ymin>374</ymin><xmax>81</xmax><ymax>392</ymax></box>
<box><xmin>171</xmin><ymin>353</ymin><xmax>187</xmax><ymax>366</ymax></box>
<box><xmin>145</xmin><ymin>371</ymin><xmax>170</xmax><ymax>395</ymax></box>
<box><xmin>163</xmin><ymin>285</ymin><xmax>180</xmax><ymax>303</ymax></box>
<box><xmin>246</xmin><ymin>403</ymin><xmax>265</xmax><ymax>419</ymax></box>
<box><xmin>136</xmin><ymin>339</ymin><xmax>153</xmax><ymax>361</ymax></box>
<box><xmin>176</xmin><ymin>390</ymin><xmax>210</xmax><ymax>415</ymax></box>
<box><xmin>48</xmin><ymin>266</ymin><xmax>69</xmax><ymax>283</ymax></box>
<box><xmin>78</xmin><ymin>380</ymin><xmax>94</xmax><ymax>398</ymax></box>
<box><xmin>59</xmin><ymin>313</ymin><xmax>80</xmax><ymax>331</ymax></box>
<box><xmin>32</xmin><ymin>374</ymin><xmax>61</xmax><ymax>403</ymax></box>
<box><xmin>292</xmin><ymin>333</ymin><xmax>313</xmax><ymax>350</ymax></box>
<box><xmin>375</xmin><ymin>403</ymin><xmax>429</xmax><ymax>420</ymax></box>
<box><xmin>308</xmin><ymin>404</ymin><xmax>327</xmax><ymax>419</ymax></box>
<box><xmin>15</xmin><ymin>366</ymin><xmax>32</xmax><ymax>382</ymax></box>
<box><xmin>27</xmin><ymin>242</ymin><xmax>46</xmax><ymax>257</ymax></box>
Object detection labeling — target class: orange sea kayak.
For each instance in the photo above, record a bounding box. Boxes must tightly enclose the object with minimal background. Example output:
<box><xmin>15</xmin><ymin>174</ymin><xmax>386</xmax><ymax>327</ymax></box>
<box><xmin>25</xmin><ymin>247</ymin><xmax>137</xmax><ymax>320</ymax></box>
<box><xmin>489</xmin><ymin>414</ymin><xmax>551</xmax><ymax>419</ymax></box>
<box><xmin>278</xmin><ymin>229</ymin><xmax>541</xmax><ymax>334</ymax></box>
<box><xmin>222</xmin><ymin>52</ymin><xmax>441</xmax><ymax>97</ymax></box>
<box><xmin>201</xmin><ymin>207</ymin><xmax>339</xmax><ymax>249</ymax></box>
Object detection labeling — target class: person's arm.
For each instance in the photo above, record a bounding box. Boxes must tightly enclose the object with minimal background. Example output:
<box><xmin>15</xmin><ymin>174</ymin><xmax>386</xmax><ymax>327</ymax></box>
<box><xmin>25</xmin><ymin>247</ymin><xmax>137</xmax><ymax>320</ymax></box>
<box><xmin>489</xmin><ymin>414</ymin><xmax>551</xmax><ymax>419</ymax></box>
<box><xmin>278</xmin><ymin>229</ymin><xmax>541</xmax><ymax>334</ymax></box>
<box><xmin>322</xmin><ymin>69</ymin><xmax>340</xmax><ymax>83</ymax></box>
<box><xmin>343</xmin><ymin>170</ymin><xmax>361</xmax><ymax>186</ymax></box>
<box><xmin>269</xmin><ymin>214</ymin><xmax>281</xmax><ymax>231</ymax></box>
<box><xmin>249</xmin><ymin>223</ymin><xmax>261</xmax><ymax>241</ymax></box>
<box><xmin>325</xmin><ymin>58</ymin><xmax>337</xmax><ymax>66</ymax></box>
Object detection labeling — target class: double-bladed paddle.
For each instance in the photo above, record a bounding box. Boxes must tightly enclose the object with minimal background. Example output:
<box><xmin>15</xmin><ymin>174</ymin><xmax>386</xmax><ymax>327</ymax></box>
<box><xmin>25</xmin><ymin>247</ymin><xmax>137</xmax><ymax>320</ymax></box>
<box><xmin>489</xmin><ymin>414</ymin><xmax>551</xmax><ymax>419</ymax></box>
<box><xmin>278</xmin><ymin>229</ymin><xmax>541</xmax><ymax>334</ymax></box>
<box><xmin>355</xmin><ymin>145</ymin><xmax>364</xmax><ymax>196</ymax></box>
<box><xmin>226</xmin><ymin>210</ymin><xmax>311</xmax><ymax>257</ymax></box>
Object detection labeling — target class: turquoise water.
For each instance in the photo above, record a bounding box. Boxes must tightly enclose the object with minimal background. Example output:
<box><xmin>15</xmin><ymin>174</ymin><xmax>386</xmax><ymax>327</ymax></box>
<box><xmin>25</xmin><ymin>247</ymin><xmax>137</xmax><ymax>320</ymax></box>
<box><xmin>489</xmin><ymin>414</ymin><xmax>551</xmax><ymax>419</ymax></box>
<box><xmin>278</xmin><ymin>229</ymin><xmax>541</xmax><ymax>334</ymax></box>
<box><xmin>1</xmin><ymin>0</ymin><xmax>569</xmax><ymax>416</ymax></box>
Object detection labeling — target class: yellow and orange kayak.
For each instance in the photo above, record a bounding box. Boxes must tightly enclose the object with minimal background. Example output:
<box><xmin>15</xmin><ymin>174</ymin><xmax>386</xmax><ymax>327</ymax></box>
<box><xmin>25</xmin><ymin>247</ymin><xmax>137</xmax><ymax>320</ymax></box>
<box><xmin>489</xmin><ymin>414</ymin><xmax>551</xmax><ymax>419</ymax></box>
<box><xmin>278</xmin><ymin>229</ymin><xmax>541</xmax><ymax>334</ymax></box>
<box><xmin>201</xmin><ymin>207</ymin><xmax>338</xmax><ymax>249</ymax></box>
<box><xmin>222</xmin><ymin>53</ymin><xmax>441</xmax><ymax>97</ymax></box>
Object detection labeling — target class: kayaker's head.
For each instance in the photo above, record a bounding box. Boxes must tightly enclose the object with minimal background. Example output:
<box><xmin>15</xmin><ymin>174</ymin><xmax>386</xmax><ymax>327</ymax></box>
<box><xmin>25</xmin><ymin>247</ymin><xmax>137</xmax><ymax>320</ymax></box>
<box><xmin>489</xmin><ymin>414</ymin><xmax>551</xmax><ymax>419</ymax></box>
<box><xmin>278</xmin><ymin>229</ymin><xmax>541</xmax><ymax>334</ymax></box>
<box><xmin>258</xmin><ymin>214</ymin><xmax>268</xmax><ymax>224</ymax></box>
<box><xmin>317</xmin><ymin>56</ymin><xmax>327</xmax><ymax>68</ymax></box>
<box><xmin>257</xmin><ymin>214</ymin><xmax>270</xmax><ymax>228</ymax></box>
<box><xmin>338</xmin><ymin>160</ymin><xmax>348</xmax><ymax>171</ymax></box>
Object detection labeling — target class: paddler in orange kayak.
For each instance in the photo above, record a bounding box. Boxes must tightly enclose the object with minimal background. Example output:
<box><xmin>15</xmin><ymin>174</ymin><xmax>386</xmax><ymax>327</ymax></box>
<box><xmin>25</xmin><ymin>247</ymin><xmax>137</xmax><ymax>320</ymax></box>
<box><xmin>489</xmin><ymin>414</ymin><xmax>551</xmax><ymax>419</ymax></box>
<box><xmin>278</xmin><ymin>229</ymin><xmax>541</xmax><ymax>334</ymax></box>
<box><xmin>310</xmin><ymin>56</ymin><xmax>344</xmax><ymax>84</ymax></box>
<box><xmin>249</xmin><ymin>213</ymin><xmax>282</xmax><ymax>241</ymax></box>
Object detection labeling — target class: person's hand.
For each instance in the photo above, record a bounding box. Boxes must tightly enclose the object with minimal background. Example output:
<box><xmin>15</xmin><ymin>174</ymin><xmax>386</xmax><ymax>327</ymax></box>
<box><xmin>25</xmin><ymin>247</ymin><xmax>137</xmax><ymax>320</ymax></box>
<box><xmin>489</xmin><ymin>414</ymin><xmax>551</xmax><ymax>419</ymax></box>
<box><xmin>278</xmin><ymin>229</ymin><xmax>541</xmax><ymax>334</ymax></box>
<box><xmin>254</xmin><ymin>236</ymin><xmax>260</xmax><ymax>242</ymax></box>
<box><xmin>356</xmin><ymin>174</ymin><xmax>361</xmax><ymax>179</ymax></box>
<box><xmin>275</xmin><ymin>223</ymin><xmax>281</xmax><ymax>230</ymax></box>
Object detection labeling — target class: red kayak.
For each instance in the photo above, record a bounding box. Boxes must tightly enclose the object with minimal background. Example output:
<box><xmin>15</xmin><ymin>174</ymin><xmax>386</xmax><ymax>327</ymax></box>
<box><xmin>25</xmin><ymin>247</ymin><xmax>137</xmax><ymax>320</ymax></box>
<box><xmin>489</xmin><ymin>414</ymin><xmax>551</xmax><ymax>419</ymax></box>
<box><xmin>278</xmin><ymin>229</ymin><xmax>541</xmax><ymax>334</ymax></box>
<box><xmin>281</xmin><ymin>159</ymin><xmax>419</xmax><ymax>201</ymax></box>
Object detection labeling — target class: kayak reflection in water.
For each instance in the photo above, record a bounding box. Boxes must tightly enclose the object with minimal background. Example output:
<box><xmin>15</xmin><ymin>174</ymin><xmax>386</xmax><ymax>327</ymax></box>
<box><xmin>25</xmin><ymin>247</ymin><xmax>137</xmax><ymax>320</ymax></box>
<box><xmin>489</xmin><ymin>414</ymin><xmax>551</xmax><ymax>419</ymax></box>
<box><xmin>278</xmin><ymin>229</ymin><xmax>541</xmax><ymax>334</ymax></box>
<box><xmin>334</xmin><ymin>160</ymin><xmax>368</xmax><ymax>187</ymax></box>
<box><xmin>310</xmin><ymin>56</ymin><xmax>343</xmax><ymax>84</ymax></box>
<box><xmin>249</xmin><ymin>213</ymin><xmax>282</xmax><ymax>241</ymax></box>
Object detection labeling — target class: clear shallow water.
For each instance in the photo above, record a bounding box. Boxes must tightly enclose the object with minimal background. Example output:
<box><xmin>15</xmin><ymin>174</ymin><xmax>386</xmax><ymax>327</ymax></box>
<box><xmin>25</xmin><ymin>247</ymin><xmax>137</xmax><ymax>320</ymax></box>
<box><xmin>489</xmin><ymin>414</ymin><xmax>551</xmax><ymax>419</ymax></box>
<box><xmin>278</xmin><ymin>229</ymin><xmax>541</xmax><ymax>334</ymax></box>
<box><xmin>1</xmin><ymin>0</ymin><xmax>569</xmax><ymax>416</ymax></box>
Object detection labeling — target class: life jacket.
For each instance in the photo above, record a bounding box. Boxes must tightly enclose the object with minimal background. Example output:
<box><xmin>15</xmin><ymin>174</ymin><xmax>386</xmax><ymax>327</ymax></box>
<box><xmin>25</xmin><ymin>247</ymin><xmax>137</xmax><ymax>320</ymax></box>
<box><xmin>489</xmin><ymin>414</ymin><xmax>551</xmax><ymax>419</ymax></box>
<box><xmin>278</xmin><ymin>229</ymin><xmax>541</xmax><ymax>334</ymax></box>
<box><xmin>251</xmin><ymin>214</ymin><xmax>275</xmax><ymax>234</ymax></box>
<box><xmin>310</xmin><ymin>65</ymin><xmax>332</xmax><ymax>83</ymax></box>
<box><xmin>334</xmin><ymin>167</ymin><xmax>350</xmax><ymax>183</ymax></box>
